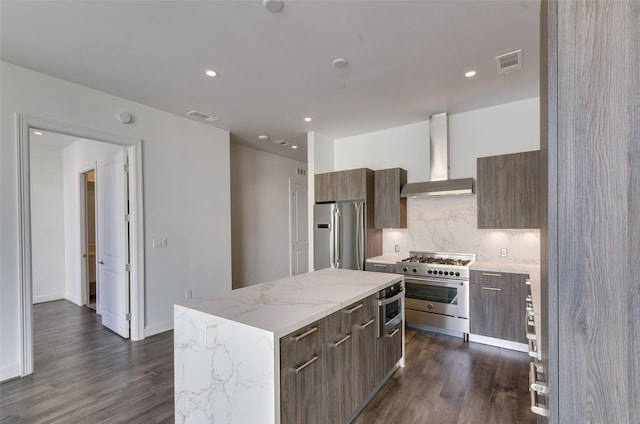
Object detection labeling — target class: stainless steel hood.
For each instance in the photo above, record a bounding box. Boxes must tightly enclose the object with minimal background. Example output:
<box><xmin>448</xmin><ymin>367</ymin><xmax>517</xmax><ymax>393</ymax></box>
<box><xmin>401</xmin><ymin>113</ymin><xmax>474</xmax><ymax>198</ymax></box>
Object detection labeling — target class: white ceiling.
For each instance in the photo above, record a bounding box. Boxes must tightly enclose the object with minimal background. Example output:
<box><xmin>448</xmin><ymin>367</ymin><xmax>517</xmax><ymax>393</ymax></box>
<box><xmin>1</xmin><ymin>0</ymin><xmax>540</xmax><ymax>163</ymax></box>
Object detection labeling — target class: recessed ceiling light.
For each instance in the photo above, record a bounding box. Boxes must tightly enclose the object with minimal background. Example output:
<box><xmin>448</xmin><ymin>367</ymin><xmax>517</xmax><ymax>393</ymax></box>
<box><xmin>304</xmin><ymin>117</ymin><xmax>312</xmax><ymax>122</ymax></box>
<box><xmin>258</xmin><ymin>135</ymin><xmax>269</xmax><ymax>141</ymax></box>
<box><xmin>465</xmin><ymin>70</ymin><xmax>477</xmax><ymax>78</ymax></box>
<box><xmin>264</xmin><ymin>0</ymin><xmax>283</xmax><ymax>13</ymax></box>
<box><xmin>291</xmin><ymin>145</ymin><xmax>298</xmax><ymax>149</ymax></box>
<box><xmin>205</xmin><ymin>69</ymin><xmax>218</xmax><ymax>78</ymax></box>
<box><xmin>33</xmin><ymin>131</ymin><xmax>43</xmax><ymax>135</ymax></box>
<box><xmin>332</xmin><ymin>58</ymin><xmax>349</xmax><ymax>69</ymax></box>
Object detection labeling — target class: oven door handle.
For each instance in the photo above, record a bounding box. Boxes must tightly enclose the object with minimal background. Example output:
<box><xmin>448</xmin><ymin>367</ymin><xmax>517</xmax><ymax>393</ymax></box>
<box><xmin>378</xmin><ymin>288</ymin><xmax>404</xmax><ymax>306</ymax></box>
<box><xmin>405</xmin><ymin>278</ymin><xmax>464</xmax><ymax>288</ymax></box>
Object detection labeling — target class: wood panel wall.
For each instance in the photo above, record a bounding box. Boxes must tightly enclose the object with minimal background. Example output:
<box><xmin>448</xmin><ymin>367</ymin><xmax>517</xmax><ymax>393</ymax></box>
<box><xmin>542</xmin><ymin>1</ymin><xmax>640</xmax><ymax>422</ymax></box>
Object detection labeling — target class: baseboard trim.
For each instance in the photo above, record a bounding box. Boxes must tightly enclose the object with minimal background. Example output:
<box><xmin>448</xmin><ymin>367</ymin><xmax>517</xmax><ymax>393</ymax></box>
<box><xmin>145</xmin><ymin>320</ymin><xmax>173</xmax><ymax>337</ymax></box>
<box><xmin>33</xmin><ymin>293</ymin><xmax>65</xmax><ymax>304</ymax></box>
<box><xmin>65</xmin><ymin>294</ymin><xmax>82</xmax><ymax>306</ymax></box>
<box><xmin>468</xmin><ymin>334</ymin><xmax>528</xmax><ymax>353</ymax></box>
<box><xmin>0</xmin><ymin>363</ymin><xmax>21</xmax><ymax>382</ymax></box>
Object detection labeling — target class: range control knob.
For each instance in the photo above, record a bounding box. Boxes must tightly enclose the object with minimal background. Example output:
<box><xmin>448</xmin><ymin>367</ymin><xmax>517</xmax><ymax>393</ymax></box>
<box><xmin>403</xmin><ymin>267</ymin><xmax>408</xmax><ymax>272</ymax></box>
<box><xmin>455</xmin><ymin>272</ymin><xmax>460</xmax><ymax>277</ymax></box>
<box><xmin>427</xmin><ymin>303</ymin><xmax>434</xmax><ymax>310</ymax></box>
<box><xmin>427</xmin><ymin>269</ymin><xmax>432</xmax><ymax>274</ymax></box>
<box><xmin>438</xmin><ymin>270</ymin><xmax>443</xmax><ymax>275</ymax></box>
<box><xmin>444</xmin><ymin>271</ymin><xmax>449</xmax><ymax>276</ymax></box>
<box><xmin>412</xmin><ymin>268</ymin><xmax>418</xmax><ymax>273</ymax></box>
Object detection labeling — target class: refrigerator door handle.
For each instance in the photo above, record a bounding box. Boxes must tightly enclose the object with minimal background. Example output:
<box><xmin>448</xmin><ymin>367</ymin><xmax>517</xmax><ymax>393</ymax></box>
<box><xmin>356</xmin><ymin>203</ymin><xmax>364</xmax><ymax>270</ymax></box>
<box><xmin>329</xmin><ymin>205</ymin><xmax>336</xmax><ymax>268</ymax></box>
<box><xmin>335</xmin><ymin>207</ymin><xmax>341</xmax><ymax>268</ymax></box>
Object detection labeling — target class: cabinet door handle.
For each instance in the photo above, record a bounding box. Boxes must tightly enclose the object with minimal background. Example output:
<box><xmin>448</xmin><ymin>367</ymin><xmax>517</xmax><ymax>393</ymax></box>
<box><xmin>332</xmin><ymin>334</ymin><xmax>351</xmax><ymax>348</ymax></box>
<box><xmin>529</xmin><ymin>362</ymin><xmax>549</xmax><ymax>394</ymax></box>
<box><xmin>526</xmin><ymin>278</ymin><xmax>531</xmax><ymax>286</ymax></box>
<box><xmin>528</xmin><ymin>338</ymin><xmax>540</xmax><ymax>359</ymax></box>
<box><xmin>386</xmin><ymin>328</ymin><xmax>400</xmax><ymax>338</ymax></box>
<box><xmin>294</xmin><ymin>355</ymin><xmax>319</xmax><ymax>374</ymax></box>
<box><xmin>481</xmin><ymin>286</ymin><xmax>502</xmax><ymax>291</ymax></box>
<box><xmin>346</xmin><ymin>303</ymin><xmax>364</xmax><ymax>314</ymax></box>
<box><xmin>293</xmin><ymin>326</ymin><xmax>318</xmax><ymax>342</ymax></box>
<box><xmin>482</xmin><ymin>272</ymin><xmax>502</xmax><ymax>277</ymax></box>
<box><xmin>360</xmin><ymin>318</ymin><xmax>375</xmax><ymax>329</ymax></box>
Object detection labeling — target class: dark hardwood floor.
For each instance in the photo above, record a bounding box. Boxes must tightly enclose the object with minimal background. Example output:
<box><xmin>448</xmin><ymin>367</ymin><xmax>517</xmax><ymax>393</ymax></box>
<box><xmin>354</xmin><ymin>328</ymin><xmax>535</xmax><ymax>424</ymax></box>
<box><xmin>1</xmin><ymin>301</ymin><xmax>535</xmax><ymax>424</ymax></box>
<box><xmin>0</xmin><ymin>301</ymin><xmax>174</xmax><ymax>424</ymax></box>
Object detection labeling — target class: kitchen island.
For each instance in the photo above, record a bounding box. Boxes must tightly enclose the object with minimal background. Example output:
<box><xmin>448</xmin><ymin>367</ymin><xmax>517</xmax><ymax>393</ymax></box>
<box><xmin>174</xmin><ymin>268</ymin><xmax>404</xmax><ymax>424</ymax></box>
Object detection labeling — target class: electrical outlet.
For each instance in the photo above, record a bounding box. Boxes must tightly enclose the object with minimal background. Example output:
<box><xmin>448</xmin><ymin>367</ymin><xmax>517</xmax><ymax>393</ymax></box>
<box><xmin>395</xmin><ymin>245</ymin><xmax>400</xmax><ymax>253</ymax></box>
<box><xmin>185</xmin><ymin>289</ymin><xmax>192</xmax><ymax>300</ymax></box>
<box><xmin>500</xmin><ymin>248</ymin><xmax>508</xmax><ymax>258</ymax></box>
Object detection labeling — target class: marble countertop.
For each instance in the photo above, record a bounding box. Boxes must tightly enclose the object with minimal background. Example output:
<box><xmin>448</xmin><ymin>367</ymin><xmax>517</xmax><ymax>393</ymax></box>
<box><xmin>177</xmin><ymin>268</ymin><xmax>403</xmax><ymax>338</ymax></box>
<box><xmin>366</xmin><ymin>255</ymin><xmax>405</xmax><ymax>264</ymax></box>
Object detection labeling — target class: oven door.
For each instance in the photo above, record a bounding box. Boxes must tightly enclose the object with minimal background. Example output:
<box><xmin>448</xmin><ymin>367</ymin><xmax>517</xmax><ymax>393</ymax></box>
<box><xmin>378</xmin><ymin>290</ymin><xmax>404</xmax><ymax>337</ymax></box>
<box><xmin>405</xmin><ymin>277</ymin><xmax>468</xmax><ymax>319</ymax></box>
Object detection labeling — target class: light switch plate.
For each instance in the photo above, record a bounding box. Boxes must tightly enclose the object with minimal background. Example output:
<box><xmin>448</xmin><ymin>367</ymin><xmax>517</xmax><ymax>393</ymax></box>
<box><xmin>395</xmin><ymin>245</ymin><xmax>400</xmax><ymax>253</ymax></box>
<box><xmin>500</xmin><ymin>248</ymin><xmax>508</xmax><ymax>258</ymax></box>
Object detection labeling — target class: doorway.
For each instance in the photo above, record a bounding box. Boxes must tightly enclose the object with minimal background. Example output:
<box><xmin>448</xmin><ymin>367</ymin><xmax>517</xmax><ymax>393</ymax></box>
<box><xmin>290</xmin><ymin>179</ymin><xmax>309</xmax><ymax>276</ymax></box>
<box><xmin>17</xmin><ymin>114</ymin><xmax>145</xmax><ymax>377</ymax></box>
<box><xmin>83</xmin><ymin>170</ymin><xmax>97</xmax><ymax>311</ymax></box>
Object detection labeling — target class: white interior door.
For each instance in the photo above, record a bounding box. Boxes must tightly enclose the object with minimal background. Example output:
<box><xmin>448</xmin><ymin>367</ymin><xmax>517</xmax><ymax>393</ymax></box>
<box><xmin>290</xmin><ymin>181</ymin><xmax>309</xmax><ymax>276</ymax></box>
<box><xmin>97</xmin><ymin>150</ymin><xmax>130</xmax><ymax>338</ymax></box>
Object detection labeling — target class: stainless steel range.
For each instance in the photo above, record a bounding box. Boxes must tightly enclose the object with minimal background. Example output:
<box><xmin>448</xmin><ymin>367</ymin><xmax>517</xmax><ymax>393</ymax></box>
<box><xmin>396</xmin><ymin>251</ymin><xmax>475</xmax><ymax>340</ymax></box>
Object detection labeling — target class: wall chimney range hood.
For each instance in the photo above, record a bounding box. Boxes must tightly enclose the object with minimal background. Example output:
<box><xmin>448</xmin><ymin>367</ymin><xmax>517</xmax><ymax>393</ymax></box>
<box><xmin>401</xmin><ymin>112</ymin><xmax>474</xmax><ymax>198</ymax></box>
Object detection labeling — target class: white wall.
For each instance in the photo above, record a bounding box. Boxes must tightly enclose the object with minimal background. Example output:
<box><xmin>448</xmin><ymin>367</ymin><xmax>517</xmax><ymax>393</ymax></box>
<box><xmin>0</xmin><ymin>61</ymin><xmax>232</xmax><ymax>381</ymax></box>
<box><xmin>62</xmin><ymin>139</ymin><xmax>122</xmax><ymax>305</ymax></box>
<box><xmin>334</xmin><ymin>98</ymin><xmax>540</xmax><ymax>181</ymax></box>
<box><xmin>230</xmin><ymin>143</ymin><xmax>307</xmax><ymax>288</ymax></box>
<box><xmin>332</xmin><ymin>97</ymin><xmax>541</xmax><ymax>265</ymax></box>
<box><xmin>30</xmin><ymin>143</ymin><xmax>66</xmax><ymax>303</ymax></box>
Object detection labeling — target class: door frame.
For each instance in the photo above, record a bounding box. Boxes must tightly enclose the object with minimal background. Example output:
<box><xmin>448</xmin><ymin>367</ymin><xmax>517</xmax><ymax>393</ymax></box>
<box><xmin>288</xmin><ymin>178</ymin><xmax>308</xmax><ymax>276</ymax></box>
<box><xmin>16</xmin><ymin>113</ymin><xmax>145</xmax><ymax>377</ymax></box>
<box><xmin>80</xmin><ymin>166</ymin><xmax>97</xmax><ymax>309</ymax></box>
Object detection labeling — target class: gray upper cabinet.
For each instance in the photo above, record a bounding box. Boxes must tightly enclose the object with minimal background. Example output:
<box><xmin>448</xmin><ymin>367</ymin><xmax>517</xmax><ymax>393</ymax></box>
<box><xmin>314</xmin><ymin>168</ymin><xmax>370</xmax><ymax>203</ymax></box>
<box><xmin>477</xmin><ymin>150</ymin><xmax>540</xmax><ymax>229</ymax></box>
<box><xmin>374</xmin><ymin>168</ymin><xmax>407</xmax><ymax>229</ymax></box>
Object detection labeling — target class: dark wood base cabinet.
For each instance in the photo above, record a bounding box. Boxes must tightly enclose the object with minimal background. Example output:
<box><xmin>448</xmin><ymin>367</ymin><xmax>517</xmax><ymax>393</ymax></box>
<box><xmin>280</xmin><ymin>293</ymin><xmax>401</xmax><ymax>424</ymax></box>
<box><xmin>470</xmin><ymin>270</ymin><xmax>527</xmax><ymax>343</ymax></box>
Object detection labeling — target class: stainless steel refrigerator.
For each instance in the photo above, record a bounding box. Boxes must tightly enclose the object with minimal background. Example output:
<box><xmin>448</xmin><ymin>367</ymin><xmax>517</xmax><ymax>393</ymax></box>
<box><xmin>313</xmin><ymin>201</ymin><xmax>365</xmax><ymax>271</ymax></box>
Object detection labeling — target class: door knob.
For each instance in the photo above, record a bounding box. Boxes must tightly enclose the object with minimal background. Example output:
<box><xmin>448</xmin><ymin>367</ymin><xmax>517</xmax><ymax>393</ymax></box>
<box><xmin>99</xmin><ymin>260</ymin><xmax>104</xmax><ymax>265</ymax></box>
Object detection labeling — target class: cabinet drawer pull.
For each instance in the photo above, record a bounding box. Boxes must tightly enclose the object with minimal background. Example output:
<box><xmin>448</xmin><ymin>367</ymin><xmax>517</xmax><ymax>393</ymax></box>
<box><xmin>482</xmin><ymin>272</ymin><xmax>502</xmax><ymax>277</ymax></box>
<box><xmin>346</xmin><ymin>303</ymin><xmax>364</xmax><ymax>314</ymax></box>
<box><xmin>529</xmin><ymin>362</ymin><xmax>549</xmax><ymax>394</ymax></box>
<box><xmin>530</xmin><ymin>387</ymin><xmax>550</xmax><ymax>417</ymax></box>
<box><xmin>293</xmin><ymin>326</ymin><xmax>318</xmax><ymax>342</ymax></box>
<box><xmin>332</xmin><ymin>334</ymin><xmax>351</xmax><ymax>348</ymax></box>
<box><xmin>360</xmin><ymin>318</ymin><xmax>375</xmax><ymax>329</ymax></box>
<box><xmin>528</xmin><ymin>338</ymin><xmax>540</xmax><ymax>359</ymax></box>
<box><xmin>386</xmin><ymin>328</ymin><xmax>400</xmax><ymax>338</ymax></box>
<box><xmin>481</xmin><ymin>286</ymin><xmax>502</xmax><ymax>291</ymax></box>
<box><xmin>526</xmin><ymin>279</ymin><xmax>531</xmax><ymax>286</ymax></box>
<box><xmin>373</xmin><ymin>264</ymin><xmax>387</xmax><ymax>268</ymax></box>
<box><xmin>294</xmin><ymin>355</ymin><xmax>319</xmax><ymax>374</ymax></box>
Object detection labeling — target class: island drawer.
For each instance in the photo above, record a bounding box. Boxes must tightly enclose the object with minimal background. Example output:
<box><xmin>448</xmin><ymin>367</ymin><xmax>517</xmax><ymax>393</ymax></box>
<box><xmin>280</xmin><ymin>321</ymin><xmax>324</xmax><ymax>369</ymax></box>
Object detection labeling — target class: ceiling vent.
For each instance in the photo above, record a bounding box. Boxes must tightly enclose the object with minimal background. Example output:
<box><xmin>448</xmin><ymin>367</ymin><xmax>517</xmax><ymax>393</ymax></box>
<box><xmin>186</xmin><ymin>110</ymin><xmax>219</xmax><ymax>122</ymax></box>
<box><xmin>495</xmin><ymin>49</ymin><xmax>522</xmax><ymax>75</ymax></box>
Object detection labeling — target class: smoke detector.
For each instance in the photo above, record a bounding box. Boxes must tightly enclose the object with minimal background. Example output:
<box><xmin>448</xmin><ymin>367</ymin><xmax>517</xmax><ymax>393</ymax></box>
<box><xmin>186</xmin><ymin>110</ymin><xmax>219</xmax><ymax>122</ymax></box>
<box><xmin>495</xmin><ymin>49</ymin><xmax>522</xmax><ymax>75</ymax></box>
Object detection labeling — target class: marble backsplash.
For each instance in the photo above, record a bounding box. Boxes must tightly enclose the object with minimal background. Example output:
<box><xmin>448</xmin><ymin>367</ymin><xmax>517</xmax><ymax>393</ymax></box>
<box><xmin>382</xmin><ymin>196</ymin><xmax>540</xmax><ymax>265</ymax></box>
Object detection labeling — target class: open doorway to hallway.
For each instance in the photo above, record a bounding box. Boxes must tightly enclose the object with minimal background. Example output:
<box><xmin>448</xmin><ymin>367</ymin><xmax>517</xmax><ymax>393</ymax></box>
<box><xmin>82</xmin><ymin>170</ymin><xmax>97</xmax><ymax>311</ymax></box>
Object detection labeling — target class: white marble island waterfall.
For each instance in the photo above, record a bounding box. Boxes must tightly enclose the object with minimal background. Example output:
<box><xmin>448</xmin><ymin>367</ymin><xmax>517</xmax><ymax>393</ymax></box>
<box><xmin>174</xmin><ymin>268</ymin><xmax>404</xmax><ymax>424</ymax></box>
